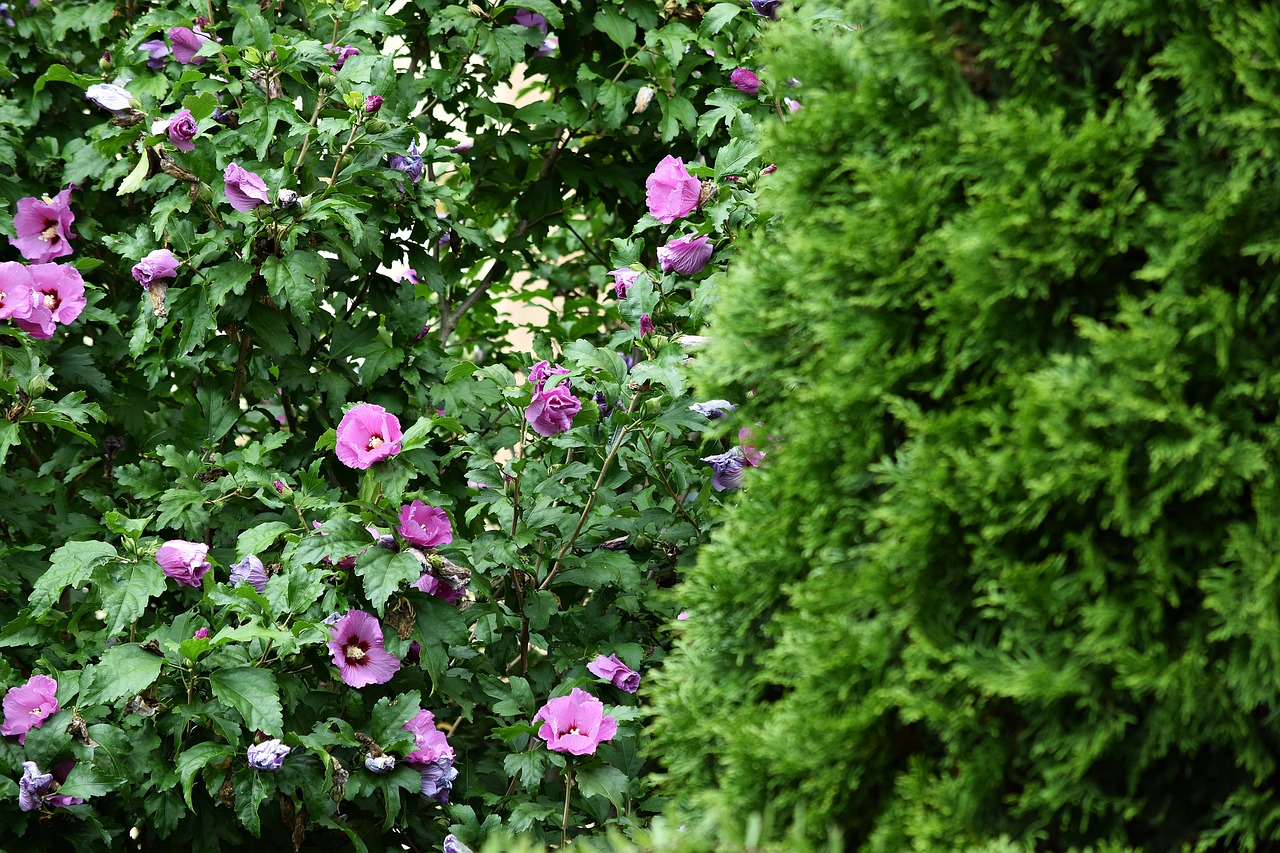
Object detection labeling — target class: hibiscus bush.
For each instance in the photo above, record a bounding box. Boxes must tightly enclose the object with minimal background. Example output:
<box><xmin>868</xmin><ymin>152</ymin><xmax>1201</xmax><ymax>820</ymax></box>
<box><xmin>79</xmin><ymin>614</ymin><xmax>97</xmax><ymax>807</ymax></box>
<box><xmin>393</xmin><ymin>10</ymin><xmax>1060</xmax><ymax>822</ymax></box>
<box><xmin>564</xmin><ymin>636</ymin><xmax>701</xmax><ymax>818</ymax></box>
<box><xmin>0</xmin><ymin>0</ymin><xmax>795</xmax><ymax>849</ymax></box>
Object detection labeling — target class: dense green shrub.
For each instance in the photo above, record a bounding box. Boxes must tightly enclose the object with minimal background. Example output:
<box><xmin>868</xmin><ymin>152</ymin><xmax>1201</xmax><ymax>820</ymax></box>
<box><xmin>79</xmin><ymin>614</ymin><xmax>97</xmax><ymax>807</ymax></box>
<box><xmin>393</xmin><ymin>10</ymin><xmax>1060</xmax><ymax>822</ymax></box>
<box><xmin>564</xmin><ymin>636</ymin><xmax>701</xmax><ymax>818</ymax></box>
<box><xmin>651</xmin><ymin>0</ymin><xmax>1280</xmax><ymax>850</ymax></box>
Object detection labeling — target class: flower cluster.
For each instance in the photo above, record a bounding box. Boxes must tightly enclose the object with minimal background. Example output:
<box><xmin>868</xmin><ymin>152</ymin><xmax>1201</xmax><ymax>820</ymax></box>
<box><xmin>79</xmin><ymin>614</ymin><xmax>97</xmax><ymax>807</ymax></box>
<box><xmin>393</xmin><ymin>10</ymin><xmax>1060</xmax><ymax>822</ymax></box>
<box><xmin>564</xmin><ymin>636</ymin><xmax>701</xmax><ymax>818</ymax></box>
<box><xmin>0</xmin><ymin>260</ymin><xmax>87</xmax><ymax>340</ymax></box>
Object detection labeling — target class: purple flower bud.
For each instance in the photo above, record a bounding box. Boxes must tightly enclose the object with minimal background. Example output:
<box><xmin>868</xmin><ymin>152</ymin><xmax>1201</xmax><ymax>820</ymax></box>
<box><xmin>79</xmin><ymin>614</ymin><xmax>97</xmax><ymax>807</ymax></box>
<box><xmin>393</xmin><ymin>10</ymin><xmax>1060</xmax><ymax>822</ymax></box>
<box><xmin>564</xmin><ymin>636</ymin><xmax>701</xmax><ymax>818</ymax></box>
<box><xmin>750</xmin><ymin>0</ymin><xmax>781</xmax><ymax>20</ymax></box>
<box><xmin>273</xmin><ymin>478</ymin><xmax>286</xmax><ymax>494</ymax></box>
<box><xmin>761</xmin><ymin>164</ymin><xmax>778</xmax><ymax>176</ymax></box>
<box><xmin>193</xmin><ymin>627</ymin><xmax>210</xmax><ymax>639</ymax></box>
<box><xmin>657</xmin><ymin>234</ymin><xmax>714</xmax><ymax>275</ymax></box>
<box><xmin>729</xmin><ymin>68</ymin><xmax>761</xmax><ymax>95</ymax></box>
<box><xmin>450</xmin><ymin>139</ymin><xmax>474</xmax><ymax>153</ymax></box>
<box><xmin>364</xmin><ymin>95</ymin><xmax>383</xmax><ymax>115</ymax></box>
<box><xmin>166</xmin><ymin>108</ymin><xmax>199</xmax><ymax>152</ymax></box>
<box><xmin>639</xmin><ymin>314</ymin><xmax>654</xmax><ymax>335</ymax></box>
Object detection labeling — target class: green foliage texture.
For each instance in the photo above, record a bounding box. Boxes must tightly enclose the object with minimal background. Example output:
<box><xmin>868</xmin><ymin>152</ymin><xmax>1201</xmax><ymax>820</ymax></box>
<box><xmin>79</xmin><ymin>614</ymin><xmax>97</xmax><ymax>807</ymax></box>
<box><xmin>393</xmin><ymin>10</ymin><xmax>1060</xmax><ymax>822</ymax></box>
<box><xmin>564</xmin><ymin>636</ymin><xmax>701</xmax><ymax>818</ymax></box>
<box><xmin>651</xmin><ymin>0</ymin><xmax>1280</xmax><ymax>850</ymax></box>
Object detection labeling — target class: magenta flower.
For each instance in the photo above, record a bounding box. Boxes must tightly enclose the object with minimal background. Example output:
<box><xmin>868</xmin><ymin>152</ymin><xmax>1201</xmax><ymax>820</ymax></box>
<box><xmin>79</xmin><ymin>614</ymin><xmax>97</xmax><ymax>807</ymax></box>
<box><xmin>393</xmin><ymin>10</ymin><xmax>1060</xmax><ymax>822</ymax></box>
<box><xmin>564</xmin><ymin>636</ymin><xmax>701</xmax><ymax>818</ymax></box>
<box><xmin>13</xmin><ymin>263</ymin><xmax>85</xmax><ymax>339</ymax></box>
<box><xmin>730</xmin><ymin>68</ymin><xmax>761</xmax><ymax>94</ymax></box>
<box><xmin>132</xmin><ymin>248</ymin><xmax>180</xmax><ymax>288</ymax></box>
<box><xmin>166</xmin><ymin>109</ymin><xmax>199</xmax><ymax>152</ymax></box>
<box><xmin>526</xmin><ymin>384</ymin><xmax>582</xmax><ymax>437</ymax></box>
<box><xmin>168</xmin><ymin>26</ymin><xmax>212</xmax><ymax>64</ymax></box>
<box><xmin>247</xmin><ymin>738</ymin><xmax>290</xmax><ymax>771</ymax></box>
<box><xmin>157</xmin><ymin>539</ymin><xmax>211</xmax><ymax>587</ymax></box>
<box><xmin>364</xmin><ymin>95</ymin><xmax>383</xmax><ymax>115</ymax></box>
<box><xmin>335</xmin><ymin>403</ymin><xmax>403</xmax><ymax>469</ymax></box>
<box><xmin>533</xmin><ymin>688</ymin><xmax>617</xmax><ymax>756</ymax></box>
<box><xmin>230</xmin><ymin>554</ymin><xmax>268</xmax><ymax>593</ymax></box>
<box><xmin>658</xmin><ymin>234</ymin><xmax>714</xmax><ymax>275</ymax></box>
<box><xmin>397</xmin><ymin>500</ymin><xmax>453</xmax><ymax>548</ymax></box>
<box><xmin>1</xmin><ymin>674</ymin><xmax>59</xmax><ymax>744</ymax></box>
<box><xmin>638</xmin><ymin>314</ymin><xmax>655</xmax><ymax>336</ymax></box>
<box><xmin>403</xmin><ymin>709</ymin><xmax>455</xmax><ymax>764</ymax></box>
<box><xmin>587</xmin><ymin>653</ymin><xmax>640</xmax><ymax>693</ymax></box>
<box><xmin>608</xmin><ymin>268</ymin><xmax>639</xmax><ymax>299</ymax></box>
<box><xmin>645</xmin><ymin>156</ymin><xmax>701</xmax><ymax>224</ymax></box>
<box><xmin>0</xmin><ymin>262</ymin><xmax>35</xmax><ymax>323</ymax></box>
<box><xmin>138</xmin><ymin>38</ymin><xmax>170</xmax><ymax>69</ymax></box>
<box><xmin>412</xmin><ymin>571</ymin><xmax>466</xmax><ymax>604</ymax></box>
<box><xmin>326</xmin><ymin>610</ymin><xmax>401</xmax><ymax>688</ymax></box>
<box><xmin>327</xmin><ymin>42</ymin><xmax>360</xmax><ymax>71</ymax></box>
<box><xmin>193</xmin><ymin>627</ymin><xmax>210</xmax><ymax>639</ymax></box>
<box><xmin>86</xmin><ymin>83</ymin><xmax>134</xmax><ymax>115</ymax></box>
<box><xmin>10</xmin><ymin>187</ymin><xmax>75</xmax><ymax>263</ymax></box>
<box><xmin>528</xmin><ymin>360</ymin><xmax>570</xmax><ymax>393</ymax></box>
<box><xmin>224</xmin><ymin>163</ymin><xmax>270</xmax><ymax>213</ymax></box>
<box><xmin>785</xmin><ymin>97</ymin><xmax>803</xmax><ymax>113</ymax></box>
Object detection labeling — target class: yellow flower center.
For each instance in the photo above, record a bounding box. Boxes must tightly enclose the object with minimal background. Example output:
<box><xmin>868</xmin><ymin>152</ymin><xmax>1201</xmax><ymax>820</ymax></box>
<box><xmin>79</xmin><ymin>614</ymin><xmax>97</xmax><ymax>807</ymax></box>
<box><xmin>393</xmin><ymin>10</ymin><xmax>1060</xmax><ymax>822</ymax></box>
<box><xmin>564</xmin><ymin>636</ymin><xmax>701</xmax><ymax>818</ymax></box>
<box><xmin>367</xmin><ymin>435</ymin><xmax>383</xmax><ymax>450</ymax></box>
<box><xmin>41</xmin><ymin>224</ymin><xmax>59</xmax><ymax>243</ymax></box>
<box><xmin>345</xmin><ymin>644</ymin><xmax>366</xmax><ymax>661</ymax></box>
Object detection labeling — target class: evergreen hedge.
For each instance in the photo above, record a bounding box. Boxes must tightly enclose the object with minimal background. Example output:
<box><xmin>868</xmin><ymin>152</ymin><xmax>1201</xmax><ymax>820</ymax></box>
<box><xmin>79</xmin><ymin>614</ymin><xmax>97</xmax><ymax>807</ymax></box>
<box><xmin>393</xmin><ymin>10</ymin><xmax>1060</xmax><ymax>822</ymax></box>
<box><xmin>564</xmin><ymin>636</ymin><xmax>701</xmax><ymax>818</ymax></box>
<box><xmin>651</xmin><ymin>1</ymin><xmax>1280</xmax><ymax>849</ymax></box>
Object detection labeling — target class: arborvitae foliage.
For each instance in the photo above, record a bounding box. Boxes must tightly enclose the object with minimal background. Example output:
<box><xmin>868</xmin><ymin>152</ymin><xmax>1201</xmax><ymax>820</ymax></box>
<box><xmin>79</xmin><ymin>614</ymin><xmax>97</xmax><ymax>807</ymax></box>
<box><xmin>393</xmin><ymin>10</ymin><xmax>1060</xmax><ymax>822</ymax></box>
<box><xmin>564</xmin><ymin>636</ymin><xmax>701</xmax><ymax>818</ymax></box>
<box><xmin>650</xmin><ymin>0</ymin><xmax>1280</xmax><ymax>849</ymax></box>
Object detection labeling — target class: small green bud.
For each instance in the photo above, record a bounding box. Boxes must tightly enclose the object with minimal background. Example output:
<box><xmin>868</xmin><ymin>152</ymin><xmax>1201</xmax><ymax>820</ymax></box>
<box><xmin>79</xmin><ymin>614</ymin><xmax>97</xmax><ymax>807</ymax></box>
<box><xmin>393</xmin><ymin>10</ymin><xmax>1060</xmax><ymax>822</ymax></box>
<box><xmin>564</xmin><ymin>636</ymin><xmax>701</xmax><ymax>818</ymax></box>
<box><xmin>641</xmin><ymin>397</ymin><xmax>665</xmax><ymax>419</ymax></box>
<box><xmin>342</xmin><ymin>0</ymin><xmax>361</xmax><ymax>11</ymax></box>
<box><xmin>343</xmin><ymin>91</ymin><xmax>365</xmax><ymax>111</ymax></box>
<box><xmin>242</xmin><ymin>46</ymin><xmax>263</xmax><ymax>65</ymax></box>
<box><xmin>364</xmin><ymin>118</ymin><xmax>388</xmax><ymax>134</ymax></box>
<box><xmin>318</xmin><ymin>72</ymin><xmax>338</xmax><ymax>91</ymax></box>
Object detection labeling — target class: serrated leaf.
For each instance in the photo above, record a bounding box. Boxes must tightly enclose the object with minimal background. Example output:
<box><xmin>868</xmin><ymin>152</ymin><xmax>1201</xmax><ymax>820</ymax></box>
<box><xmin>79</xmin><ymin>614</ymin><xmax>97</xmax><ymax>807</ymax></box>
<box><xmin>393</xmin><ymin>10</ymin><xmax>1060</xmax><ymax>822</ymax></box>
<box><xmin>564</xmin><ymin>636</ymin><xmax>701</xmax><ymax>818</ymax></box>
<box><xmin>33</xmin><ymin>63</ymin><xmax>99</xmax><ymax>95</ymax></box>
<box><xmin>445</xmin><ymin>361</ymin><xmax>478</xmax><ymax>383</ymax></box>
<box><xmin>263</xmin><ymin>252</ymin><xmax>326</xmax><ymax>317</ymax></box>
<box><xmin>30</xmin><ymin>540</ymin><xmax>117</xmax><ymax>617</ymax></box>
<box><xmin>210</xmin><ymin>667</ymin><xmax>284</xmax><ymax>736</ymax></box>
<box><xmin>237</xmin><ymin>521</ymin><xmax>292</xmax><ymax>556</ymax></box>
<box><xmin>596</xmin><ymin>80</ymin><xmax>630</xmax><ymax>129</ymax></box>
<box><xmin>563</xmin><ymin>340</ymin><xmax>629</xmax><ymax>384</ymax></box>
<box><xmin>412</xmin><ymin>594</ymin><xmax>468</xmax><ymax>688</ymax></box>
<box><xmin>234</xmin><ymin>765</ymin><xmax>274</xmax><ymax>836</ymax></box>
<box><xmin>101</xmin><ymin>560</ymin><xmax>166</xmax><ymax>637</ymax></box>
<box><xmin>714</xmin><ymin>137</ymin><xmax>760</xmax><ymax>179</ymax></box>
<box><xmin>507</xmin><ymin>0</ymin><xmax>562</xmax><ymax>28</ymax></box>
<box><xmin>369</xmin><ymin>690</ymin><xmax>421</xmax><ymax>748</ymax></box>
<box><xmin>576</xmin><ymin>765</ymin><xmax>629</xmax><ymax>808</ymax></box>
<box><xmin>356</xmin><ymin>549</ymin><xmax>421</xmax><ymax>614</ymax></box>
<box><xmin>56</xmin><ymin>762</ymin><xmax>122</xmax><ymax>800</ymax></box>
<box><xmin>700</xmin><ymin>2</ymin><xmax>742</xmax><ymax>35</ymax></box>
<box><xmin>182</xmin><ymin>92</ymin><xmax>220</xmax><ymax>123</ymax></box>
<box><xmin>80</xmin><ymin>644</ymin><xmax>164</xmax><ymax>706</ymax></box>
<box><xmin>593</xmin><ymin>7</ymin><xmax>636</xmax><ymax>48</ymax></box>
<box><xmin>179</xmin><ymin>742</ymin><xmax>234</xmax><ymax>809</ymax></box>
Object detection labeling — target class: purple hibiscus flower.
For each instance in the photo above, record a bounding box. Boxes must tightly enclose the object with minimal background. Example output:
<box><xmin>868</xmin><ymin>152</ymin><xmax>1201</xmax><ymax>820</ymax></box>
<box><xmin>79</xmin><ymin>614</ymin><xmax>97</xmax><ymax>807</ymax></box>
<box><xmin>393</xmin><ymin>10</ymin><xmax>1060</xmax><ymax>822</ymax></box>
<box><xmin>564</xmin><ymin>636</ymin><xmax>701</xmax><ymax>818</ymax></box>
<box><xmin>335</xmin><ymin>403</ymin><xmax>402</xmax><ymax>469</ymax></box>
<box><xmin>326</xmin><ymin>610</ymin><xmax>401</xmax><ymax>688</ymax></box>
<box><xmin>1</xmin><ymin>674</ymin><xmax>59</xmax><ymax>743</ymax></box>
<box><xmin>9</xmin><ymin>187</ymin><xmax>75</xmax><ymax>263</ymax></box>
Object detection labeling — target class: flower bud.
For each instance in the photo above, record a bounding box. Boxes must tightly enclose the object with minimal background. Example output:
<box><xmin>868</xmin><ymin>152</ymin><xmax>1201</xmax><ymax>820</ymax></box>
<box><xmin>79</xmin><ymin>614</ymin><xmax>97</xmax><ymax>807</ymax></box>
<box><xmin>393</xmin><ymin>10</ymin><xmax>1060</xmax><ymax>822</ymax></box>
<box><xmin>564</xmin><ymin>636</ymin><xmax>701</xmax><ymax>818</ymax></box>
<box><xmin>363</xmin><ymin>95</ymin><xmax>382</xmax><ymax>115</ymax></box>
<box><xmin>343</xmin><ymin>91</ymin><xmax>365</xmax><ymax>111</ymax></box>
<box><xmin>342</xmin><ymin>0</ymin><xmax>361</xmax><ymax>10</ymax></box>
<box><xmin>364</xmin><ymin>118</ymin><xmax>388</xmax><ymax>134</ymax></box>
<box><xmin>242</xmin><ymin>46</ymin><xmax>263</xmax><ymax>65</ymax></box>
<box><xmin>99</xmin><ymin>51</ymin><xmax>112</xmax><ymax>71</ymax></box>
<box><xmin>275</xmin><ymin>188</ymin><xmax>299</xmax><ymax>209</ymax></box>
<box><xmin>633</xmin><ymin>86</ymin><xmax>655</xmax><ymax>114</ymax></box>
<box><xmin>318</xmin><ymin>72</ymin><xmax>338</xmax><ymax>91</ymax></box>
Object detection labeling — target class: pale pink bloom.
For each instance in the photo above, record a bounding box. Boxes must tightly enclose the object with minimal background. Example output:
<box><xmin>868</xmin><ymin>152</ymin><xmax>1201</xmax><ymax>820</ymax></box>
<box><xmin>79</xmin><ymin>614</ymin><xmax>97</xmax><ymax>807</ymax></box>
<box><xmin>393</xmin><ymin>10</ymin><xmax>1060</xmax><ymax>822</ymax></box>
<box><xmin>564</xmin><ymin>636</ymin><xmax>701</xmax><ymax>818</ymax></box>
<box><xmin>326</xmin><ymin>610</ymin><xmax>401</xmax><ymax>688</ymax></box>
<box><xmin>14</xmin><ymin>263</ymin><xmax>86</xmax><ymax>339</ymax></box>
<box><xmin>224</xmin><ymin>163</ymin><xmax>270</xmax><ymax>213</ymax></box>
<box><xmin>157</xmin><ymin>539</ymin><xmax>211</xmax><ymax>587</ymax></box>
<box><xmin>1</xmin><ymin>674</ymin><xmax>59</xmax><ymax>744</ymax></box>
<box><xmin>335</xmin><ymin>403</ymin><xmax>402</xmax><ymax>469</ymax></box>
<box><xmin>526</xmin><ymin>384</ymin><xmax>581</xmax><ymax>437</ymax></box>
<box><xmin>532</xmin><ymin>688</ymin><xmax>617</xmax><ymax>756</ymax></box>
<box><xmin>608</xmin><ymin>268</ymin><xmax>639</xmax><ymax>299</ymax></box>
<box><xmin>0</xmin><ymin>262</ymin><xmax>35</xmax><ymax>322</ymax></box>
<box><xmin>193</xmin><ymin>627</ymin><xmax>210</xmax><ymax>639</ymax></box>
<box><xmin>658</xmin><ymin>234</ymin><xmax>714</xmax><ymax>275</ymax></box>
<box><xmin>645</xmin><ymin>156</ymin><xmax>701</xmax><ymax>224</ymax></box>
<box><xmin>9</xmin><ymin>187</ymin><xmax>75</xmax><ymax>263</ymax></box>
<box><xmin>403</xmin><ymin>708</ymin><xmax>455</xmax><ymax>764</ymax></box>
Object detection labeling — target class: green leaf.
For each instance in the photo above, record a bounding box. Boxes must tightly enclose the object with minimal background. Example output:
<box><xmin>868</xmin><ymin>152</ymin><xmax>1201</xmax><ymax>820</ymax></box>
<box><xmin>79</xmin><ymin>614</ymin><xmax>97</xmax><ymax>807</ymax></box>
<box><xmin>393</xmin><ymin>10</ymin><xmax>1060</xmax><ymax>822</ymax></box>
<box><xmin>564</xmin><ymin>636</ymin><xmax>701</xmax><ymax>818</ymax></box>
<box><xmin>179</xmin><ymin>742</ymin><xmax>234</xmax><ymax>809</ymax></box>
<box><xmin>210</xmin><ymin>667</ymin><xmax>284</xmax><ymax>736</ymax></box>
<box><xmin>593</xmin><ymin>6</ymin><xmax>636</xmax><ymax>49</ymax></box>
<box><xmin>563</xmin><ymin>340</ymin><xmax>630</xmax><ymax>384</ymax></box>
<box><xmin>80</xmin><ymin>644</ymin><xmax>164</xmax><ymax>706</ymax></box>
<box><xmin>714</xmin><ymin>136</ymin><xmax>760</xmax><ymax>179</ymax></box>
<box><xmin>369</xmin><ymin>690</ymin><xmax>421</xmax><ymax>749</ymax></box>
<box><xmin>33</xmin><ymin>63</ymin><xmax>99</xmax><ymax>95</ymax></box>
<box><xmin>182</xmin><ymin>92</ymin><xmax>221</xmax><ymax>123</ymax></box>
<box><xmin>412</xmin><ymin>594</ymin><xmax>468</xmax><ymax>688</ymax></box>
<box><xmin>103</xmin><ymin>511</ymin><xmax>152</xmax><ymax>541</ymax></box>
<box><xmin>576</xmin><ymin>765</ymin><xmax>630</xmax><ymax>808</ymax></box>
<box><xmin>700</xmin><ymin>2</ymin><xmax>742</xmax><ymax>35</ymax></box>
<box><xmin>56</xmin><ymin>762</ymin><xmax>122</xmax><ymax>800</ymax></box>
<box><xmin>263</xmin><ymin>252</ymin><xmax>327</xmax><ymax>317</ymax></box>
<box><xmin>596</xmin><ymin>80</ymin><xmax>631</xmax><ymax>129</ymax></box>
<box><xmin>355</xmin><ymin>549</ymin><xmax>422</xmax><ymax>614</ymax></box>
<box><xmin>237</xmin><ymin>521</ymin><xmax>293</xmax><ymax>556</ymax></box>
<box><xmin>0</xmin><ymin>421</ymin><xmax>18</xmax><ymax>467</ymax></box>
<box><xmin>445</xmin><ymin>361</ymin><xmax>479</xmax><ymax>383</ymax></box>
<box><xmin>118</xmin><ymin>153</ymin><xmax>150</xmax><ymax>196</ymax></box>
<box><xmin>30</xmin><ymin>540</ymin><xmax>117</xmax><ymax>617</ymax></box>
<box><xmin>507</xmin><ymin>0</ymin><xmax>563</xmax><ymax>28</ymax></box>
<box><xmin>234</xmin><ymin>765</ymin><xmax>274</xmax><ymax>836</ymax></box>
<box><xmin>101</xmin><ymin>560</ymin><xmax>166</xmax><ymax>637</ymax></box>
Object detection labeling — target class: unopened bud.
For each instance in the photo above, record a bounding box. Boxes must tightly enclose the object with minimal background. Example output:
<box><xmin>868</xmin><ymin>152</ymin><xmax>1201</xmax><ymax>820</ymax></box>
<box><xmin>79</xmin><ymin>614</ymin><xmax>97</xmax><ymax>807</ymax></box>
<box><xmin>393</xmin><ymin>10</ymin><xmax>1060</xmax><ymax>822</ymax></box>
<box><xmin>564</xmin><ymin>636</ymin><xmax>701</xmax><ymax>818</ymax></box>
<box><xmin>363</xmin><ymin>95</ymin><xmax>382</xmax><ymax>115</ymax></box>
<box><xmin>275</xmin><ymin>188</ymin><xmax>299</xmax><ymax>209</ymax></box>
<box><xmin>318</xmin><ymin>72</ymin><xmax>337</xmax><ymax>91</ymax></box>
<box><xmin>342</xmin><ymin>0</ymin><xmax>361</xmax><ymax>10</ymax></box>
<box><xmin>242</xmin><ymin>46</ymin><xmax>263</xmax><ymax>65</ymax></box>
<box><xmin>99</xmin><ymin>52</ymin><xmax>112</xmax><ymax>71</ymax></box>
<box><xmin>364</xmin><ymin>118</ymin><xmax>387</xmax><ymax>134</ymax></box>
<box><xmin>343</xmin><ymin>91</ymin><xmax>365</xmax><ymax>111</ymax></box>
<box><xmin>633</xmin><ymin>86</ymin><xmax>655</xmax><ymax>114</ymax></box>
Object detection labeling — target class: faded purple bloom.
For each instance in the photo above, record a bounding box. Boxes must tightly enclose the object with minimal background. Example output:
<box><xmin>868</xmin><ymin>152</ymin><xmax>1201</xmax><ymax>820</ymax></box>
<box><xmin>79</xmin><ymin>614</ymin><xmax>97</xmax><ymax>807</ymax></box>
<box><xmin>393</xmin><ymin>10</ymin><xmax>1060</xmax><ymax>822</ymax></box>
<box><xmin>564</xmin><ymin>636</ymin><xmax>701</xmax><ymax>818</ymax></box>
<box><xmin>533</xmin><ymin>688</ymin><xmax>617</xmax><ymax>756</ymax></box>
<box><xmin>594</xmin><ymin>391</ymin><xmax>609</xmax><ymax>418</ymax></box>
<box><xmin>761</xmin><ymin>164</ymin><xmax>778</xmax><ymax>176</ymax></box>
<box><xmin>750</xmin><ymin>0</ymin><xmax>781</xmax><ymax>19</ymax></box>
<box><xmin>364</xmin><ymin>95</ymin><xmax>383</xmax><ymax>115</ymax></box>
<box><xmin>638</xmin><ymin>314</ymin><xmax>654</xmax><ymax>335</ymax></box>
<box><xmin>193</xmin><ymin>627</ymin><xmax>210</xmax><ymax>639</ymax></box>
<box><xmin>10</xmin><ymin>187</ymin><xmax>75</xmax><ymax>263</ymax></box>
<box><xmin>86</xmin><ymin>83</ymin><xmax>133</xmax><ymax>115</ymax></box>
<box><xmin>275</xmin><ymin>189</ymin><xmax>299</xmax><ymax>209</ymax></box>
<box><xmin>785</xmin><ymin>97</ymin><xmax>803</xmax><ymax>112</ymax></box>
<box><xmin>230</xmin><ymin>554</ymin><xmax>268</xmax><ymax>594</ymax></box>
<box><xmin>401</xmin><ymin>268</ymin><xmax>419</xmax><ymax>285</ymax></box>
<box><xmin>389</xmin><ymin>140</ymin><xmax>423</xmax><ymax>183</ymax></box>
<box><xmin>247</xmin><ymin>738</ymin><xmax>290</xmax><ymax>771</ymax></box>
<box><xmin>327</xmin><ymin>42</ymin><xmax>360</xmax><ymax>71</ymax></box>
<box><xmin>418</xmin><ymin>757</ymin><xmax>457</xmax><ymax>802</ymax></box>
<box><xmin>450</xmin><ymin>139</ymin><xmax>474</xmax><ymax>154</ymax></box>
<box><xmin>2</xmin><ymin>674</ymin><xmax>59</xmax><ymax>743</ymax></box>
<box><xmin>403</xmin><ymin>709</ymin><xmax>455</xmax><ymax>764</ymax></box>
<box><xmin>45</xmin><ymin>761</ymin><xmax>83</xmax><ymax>809</ymax></box>
<box><xmin>608</xmin><ymin>267</ymin><xmax>639</xmax><ymax>299</ymax></box>
<box><xmin>212</xmin><ymin>106</ymin><xmax>238</xmax><ymax>127</ymax></box>
<box><xmin>365</xmin><ymin>754</ymin><xmax>396</xmax><ymax>773</ymax></box>
<box><xmin>702</xmin><ymin>447</ymin><xmax>746</xmax><ymax>491</ymax></box>
<box><xmin>740</xmin><ymin>424</ymin><xmax>767</xmax><ymax>466</ymax></box>
<box><xmin>511</xmin><ymin>9</ymin><xmax>548</xmax><ymax>33</ymax></box>
<box><xmin>412</xmin><ymin>571</ymin><xmax>465</xmax><ymax>605</ymax></box>
<box><xmin>444</xmin><ymin>836</ymin><xmax>476</xmax><ymax>853</ymax></box>
<box><xmin>138</xmin><ymin>38</ymin><xmax>170</xmax><ymax>69</ymax></box>
<box><xmin>132</xmin><ymin>248</ymin><xmax>179</xmax><ymax>287</ymax></box>
<box><xmin>690</xmin><ymin>399</ymin><xmax>736</xmax><ymax>419</ymax></box>
<box><xmin>658</xmin><ymin>234</ymin><xmax>714</xmax><ymax>275</ymax></box>
<box><xmin>18</xmin><ymin>762</ymin><xmax>52</xmax><ymax>811</ymax></box>
<box><xmin>326</xmin><ymin>610</ymin><xmax>401</xmax><ymax>688</ymax></box>
<box><xmin>398</xmin><ymin>501</ymin><xmax>453</xmax><ymax>548</ymax></box>
<box><xmin>157</xmin><ymin>539</ymin><xmax>211</xmax><ymax>587</ymax></box>
<box><xmin>730</xmin><ymin>68</ymin><xmax>761</xmax><ymax>94</ymax></box>
<box><xmin>677</xmin><ymin>610</ymin><xmax>689</xmax><ymax>621</ymax></box>
<box><xmin>645</xmin><ymin>156</ymin><xmax>701</xmax><ymax>224</ymax></box>
<box><xmin>168</xmin><ymin>26</ymin><xmax>212</xmax><ymax>64</ymax></box>
<box><xmin>528</xmin><ymin>360</ymin><xmax>569</xmax><ymax>393</ymax></box>
<box><xmin>587</xmin><ymin>653</ymin><xmax>640</xmax><ymax>693</ymax></box>
<box><xmin>534</xmin><ymin>37</ymin><xmax>558</xmax><ymax>58</ymax></box>
<box><xmin>335</xmin><ymin>403</ymin><xmax>403</xmax><ymax>469</ymax></box>
<box><xmin>526</xmin><ymin>384</ymin><xmax>582</xmax><ymax>437</ymax></box>
<box><xmin>224</xmin><ymin>162</ymin><xmax>270</xmax><ymax>212</ymax></box>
